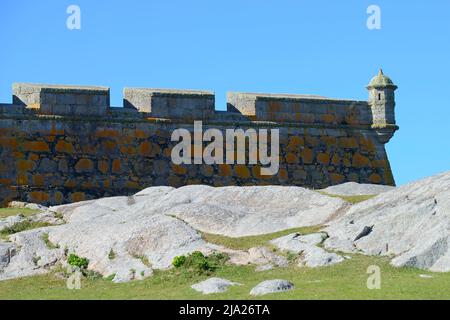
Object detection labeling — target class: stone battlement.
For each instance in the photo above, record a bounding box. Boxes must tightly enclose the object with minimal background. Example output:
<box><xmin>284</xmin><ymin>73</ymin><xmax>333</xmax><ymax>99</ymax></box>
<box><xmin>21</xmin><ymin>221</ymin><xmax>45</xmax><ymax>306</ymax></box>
<box><xmin>4</xmin><ymin>80</ymin><xmax>395</xmax><ymax>131</ymax></box>
<box><xmin>0</xmin><ymin>70</ymin><xmax>399</xmax><ymax>205</ymax></box>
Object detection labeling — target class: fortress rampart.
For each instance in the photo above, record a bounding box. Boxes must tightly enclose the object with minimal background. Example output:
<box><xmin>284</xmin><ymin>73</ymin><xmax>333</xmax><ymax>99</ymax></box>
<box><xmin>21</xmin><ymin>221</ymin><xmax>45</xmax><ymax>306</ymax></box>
<box><xmin>0</xmin><ymin>70</ymin><xmax>398</xmax><ymax>205</ymax></box>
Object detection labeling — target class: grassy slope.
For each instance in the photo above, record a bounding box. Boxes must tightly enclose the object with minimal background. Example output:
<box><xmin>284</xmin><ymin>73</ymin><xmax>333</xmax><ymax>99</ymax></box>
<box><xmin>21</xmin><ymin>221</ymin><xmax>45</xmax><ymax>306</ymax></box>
<box><xmin>201</xmin><ymin>226</ymin><xmax>324</xmax><ymax>251</ymax></box>
<box><xmin>0</xmin><ymin>255</ymin><xmax>448</xmax><ymax>300</ymax></box>
<box><xmin>0</xmin><ymin>208</ymin><xmax>39</xmax><ymax>219</ymax></box>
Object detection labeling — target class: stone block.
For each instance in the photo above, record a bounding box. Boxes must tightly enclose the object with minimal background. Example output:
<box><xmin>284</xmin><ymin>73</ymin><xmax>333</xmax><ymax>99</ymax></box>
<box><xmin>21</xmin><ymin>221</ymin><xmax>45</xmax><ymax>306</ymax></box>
<box><xmin>12</xmin><ymin>83</ymin><xmax>109</xmax><ymax>116</ymax></box>
<box><xmin>123</xmin><ymin>88</ymin><xmax>215</xmax><ymax>119</ymax></box>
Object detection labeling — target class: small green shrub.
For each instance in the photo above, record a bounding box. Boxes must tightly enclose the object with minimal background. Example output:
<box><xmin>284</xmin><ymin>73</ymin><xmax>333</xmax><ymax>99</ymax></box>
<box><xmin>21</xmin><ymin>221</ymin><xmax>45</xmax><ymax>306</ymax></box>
<box><xmin>207</xmin><ymin>252</ymin><xmax>229</xmax><ymax>267</ymax></box>
<box><xmin>172</xmin><ymin>251</ymin><xmax>229</xmax><ymax>274</ymax></box>
<box><xmin>67</xmin><ymin>254</ymin><xmax>89</xmax><ymax>269</ymax></box>
<box><xmin>172</xmin><ymin>255</ymin><xmax>187</xmax><ymax>268</ymax></box>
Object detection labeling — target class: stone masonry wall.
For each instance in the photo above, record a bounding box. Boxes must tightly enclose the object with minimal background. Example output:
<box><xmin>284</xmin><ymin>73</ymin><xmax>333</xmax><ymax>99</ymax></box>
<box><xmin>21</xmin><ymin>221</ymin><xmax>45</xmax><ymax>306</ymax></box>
<box><xmin>0</xmin><ymin>83</ymin><xmax>397</xmax><ymax>206</ymax></box>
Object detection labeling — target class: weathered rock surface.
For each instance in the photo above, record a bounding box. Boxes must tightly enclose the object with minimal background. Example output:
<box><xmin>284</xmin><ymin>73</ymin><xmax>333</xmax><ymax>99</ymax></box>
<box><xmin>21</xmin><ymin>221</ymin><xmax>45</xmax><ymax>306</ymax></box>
<box><xmin>250</xmin><ymin>279</ymin><xmax>294</xmax><ymax>296</ymax></box>
<box><xmin>324</xmin><ymin>171</ymin><xmax>450</xmax><ymax>272</ymax></box>
<box><xmin>0</xmin><ymin>228</ymin><xmax>64</xmax><ymax>280</ymax></box>
<box><xmin>191</xmin><ymin>277</ymin><xmax>240</xmax><ymax>294</ymax></box>
<box><xmin>270</xmin><ymin>233</ymin><xmax>344</xmax><ymax>267</ymax></box>
<box><xmin>321</xmin><ymin>182</ymin><xmax>394</xmax><ymax>196</ymax></box>
<box><xmin>0</xmin><ymin>215</ymin><xmax>25</xmax><ymax>232</ymax></box>
<box><xmin>0</xmin><ymin>242</ymin><xmax>16</xmax><ymax>272</ymax></box>
<box><xmin>150</xmin><ymin>185</ymin><xmax>347</xmax><ymax>237</ymax></box>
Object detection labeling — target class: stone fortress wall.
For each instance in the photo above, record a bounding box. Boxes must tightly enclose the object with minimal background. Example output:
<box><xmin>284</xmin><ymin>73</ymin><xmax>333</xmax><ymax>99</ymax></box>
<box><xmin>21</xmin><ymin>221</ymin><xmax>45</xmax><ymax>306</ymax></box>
<box><xmin>0</xmin><ymin>70</ymin><xmax>399</xmax><ymax>205</ymax></box>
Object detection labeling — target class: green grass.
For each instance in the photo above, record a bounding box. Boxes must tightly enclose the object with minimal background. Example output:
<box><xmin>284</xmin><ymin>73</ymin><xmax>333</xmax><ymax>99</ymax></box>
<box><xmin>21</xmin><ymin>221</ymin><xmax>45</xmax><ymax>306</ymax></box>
<box><xmin>318</xmin><ymin>192</ymin><xmax>376</xmax><ymax>204</ymax></box>
<box><xmin>0</xmin><ymin>254</ymin><xmax>448</xmax><ymax>300</ymax></box>
<box><xmin>0</xmin><ymin>208</ymin><xmax>40</xmax><ymax>219</ymax></box>
<box><xmin>0</xmin><ymin>221</ymin><xmax>52</xmax><ymax>238</ymax></box>
<box><xmin>42</xmin><ymin>233</ymin><xmax>59</xmax><ymax>249</ymax></box>
<box><xmin>201</xmin><ymin>225</ymin><xmax>324</xmax><ymax>251</ymax></box>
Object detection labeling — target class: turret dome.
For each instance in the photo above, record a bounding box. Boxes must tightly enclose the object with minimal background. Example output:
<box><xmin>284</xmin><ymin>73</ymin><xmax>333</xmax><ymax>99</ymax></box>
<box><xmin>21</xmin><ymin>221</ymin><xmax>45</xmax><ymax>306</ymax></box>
<box><xmin>367</xmin><ymin>69</ymin><xmax>397</xmax><ymax>90</ymax></box>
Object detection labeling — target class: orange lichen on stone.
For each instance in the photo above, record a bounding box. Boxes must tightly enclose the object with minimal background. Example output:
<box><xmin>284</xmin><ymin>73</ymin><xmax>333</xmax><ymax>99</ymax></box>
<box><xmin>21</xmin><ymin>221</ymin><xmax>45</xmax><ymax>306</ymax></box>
<box><xmin>331</xmin><ymin>154</ymin><xmax>341</xmax><ymax>166</ymax></box>
<box><xmin>163</xmin><ymin>147</ymin><xmax>172</xmax><ymax>158</ymax></box>
<box><xmin>17</xmin><ymin>173</ymin><xmax>28</xmax><ymax>185</ymax></box>
<box><xmin>112</xmin><ymin>159</ymin><xmax>122</xmax><ymax>173</ymax></box>
<box><xmin>64</xmin><ymin>179</ymin><xmax>77</xmax><ymax>188</ymax></box>
<box><xmin>55</xmin><ymin>140</ymin><xmax>75</xmax><ymax>153</ymax></box>
<box><xmin>75</xmin><ymin>159</ymin><xmax>94</xmax><ymax>172</ymax></box>
<box><xmin>330</xmin><ymin>173</ymin><xmax>345</xmax><ymax>184</ymax></box>
<box><xmin>103</xmin><ymin>179</ymin><xmax>111</xmax><ymax>189</ymax></box>
<box><xmin>320</xmin><ymin>114</ymin><xmax>335</xmax><ymax>123</ymax></box>
<box><xmin>172</xmin><ymin>164</ymin><xmax>187</xmax><ymax>175</ymax></box>
<box><xmin>23</xmin><ymin>141</ymin><xmax>50</xmax><ymax>152</ymax></box>
<box><xmin>317</xmin><ymin>153</ymin><xmax>330</xmax><ymax>165</ymax></box>
<box><xmin>301</xmin><ymin>148</ymin><xmax>314</xmax><ymax>164</ymax></box>
<box><xmin>352</xmin><ymin>153</ymin><xmax>370</xmax><ymax>168</ymax></box>
<box><xmin>134</xmin><ymin>129</ymin><xmax>149</xmax><ymax>139</ymax></box>
<box><xmin>278</xmin><ymin>168</ymin><xmax>288</xmax><ymax>180</ymax></box>
<box><xmin>126</xmin><ymin>181</ymin><xmax>140</xmax><ymax>189</ymax></box>
<box><xmin>139</xmin><ymin>141</ymin><xmax>152</xmax><ymax>156</ymax></box>
<box><xmin>235</xmin><ymin>165</ymin><xmax>251</xmax><ymax>179</ymax></box>
<box><xmin>13</xmin><ymin>152</ymin><xmax>25</xmax><ymax>159</ymax></box>
<box><xmin>0</xmin><ymin>137</ymin><xmax>18</xmax><ymax>149</ymax></box>
<box><xmin>49</xmin><ymin>126</ymin><xmax>64</xmax><ymax>136</ymax></box>
<box><xmin>54</xmin><ymin>192</ymin><xmax>64</xmax><ymax>204</ymax></box>
<box><xmin>102</xmin><ymin>140</ymin><xmax>117</xmax><ymax>152</ymax></box>
<box><xmin>0</xmin><ymin>178</ymin><xmax>12</xmax><ymax>185</ymax></box>
<box><xmin>360</xmin><ymin>137</ymin><xmax>376</xmax><ymax>152</ymax></box>
<box><xmin>343</xmin><ymin>158</ymin><xmax>352</xmax><ymax>167</ymax></box>
<box><xmin>369</xmin><ymin>173</ymin><xmax>382</xmax><ymax>184</ymax></box>
<box><xmin>287</xmin><ymin>136</ymin><xmax>304</xmax><ymax>151</ymax></box>
<box><xmin>95</xmin><ymin>129</ymin><xmax>121</xmax><ymax>138</ymax></box>
<box><xmin>70</xmin><ymin>192</ymin><xmax>85</xmax><ymax>203</ymax></box>
<box><xmin>218</xmin><ymin>164</ymin><xmax>232</xmax><ymax>177</ymax></box>
<box><xmin>268</xmin><ymin>101</ymin><xmax>282</xmax><ymax>113</ymax></box>
<box><xmin>32</xmin><ymin>174</ymin><xmax>45</xmax><ymax>187</ymax></box>
<box><xmin>29</xmin><ymin>154</ymin><xmax>39</xmax><ymax>161</ymax></box>
<box><xmin>338</xmin><ymin>137</ymin><xmax>358</xmax><ymax>149</ymax></box>
<box><xmin>17</xmin><ymin>159</ymin><xmax>35</xmax><ymax>171</ymax></box>
<box><xmin>285</xmin><ymin>152</ymin><xmax>298</xmax><ymax>164</ymax></box>
<box><xmin>120</xmin><ymin>145</ymin><xmax>137</xmax><ymax>156</ymax></box>
<box><xmin>81</xmin><ymin>181</ymin><xmax>94</xmax><ymax>189</ymax></box>
<box><xmin>29</xmin><ymin>191</ymin><xmax>50</xmax><ymax>203</ymax></box>
<box><xmin>372</xmin><ymin>159</ymin><xmax>388</xmax><ymax>168</ymax></box>
<box><xmin>98</xmin><ymin>160</ymin><xmax>109</xmax><ymax>174</ymax></box>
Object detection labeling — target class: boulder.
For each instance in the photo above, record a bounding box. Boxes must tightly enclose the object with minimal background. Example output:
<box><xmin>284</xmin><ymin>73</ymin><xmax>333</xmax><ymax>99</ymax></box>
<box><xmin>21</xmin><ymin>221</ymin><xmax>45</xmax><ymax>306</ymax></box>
<box><xmin>191</xmin><ymin>277</ymin><xmax>240</xmax><ymax>294</ymax></box>
<box><xmin>270</xmin><ymin>233</ymin><xmax>343</xmax><ymax>267</ymax></box>
<box><xmin>324</xmin><ymin>171</ymin><xmax>450</xmax><ymax>272</ymax></box>
<box><xmin>0</xmin><ymin>228</ymin><xmax>64</xmax><ymax>280</ymax></box>
<box><xmin>250</xmin><ymin>279</ymin><xmax>294</xmax><ymax>296</ymax></box>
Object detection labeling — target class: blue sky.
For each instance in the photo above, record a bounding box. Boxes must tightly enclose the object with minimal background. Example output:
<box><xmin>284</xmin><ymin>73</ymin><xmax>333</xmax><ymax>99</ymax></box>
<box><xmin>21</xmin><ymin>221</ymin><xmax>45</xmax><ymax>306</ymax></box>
<box><xmin>0</xmin><ymin>0</ymin><xmax>449</xmax><ymax>185</ymax></box>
